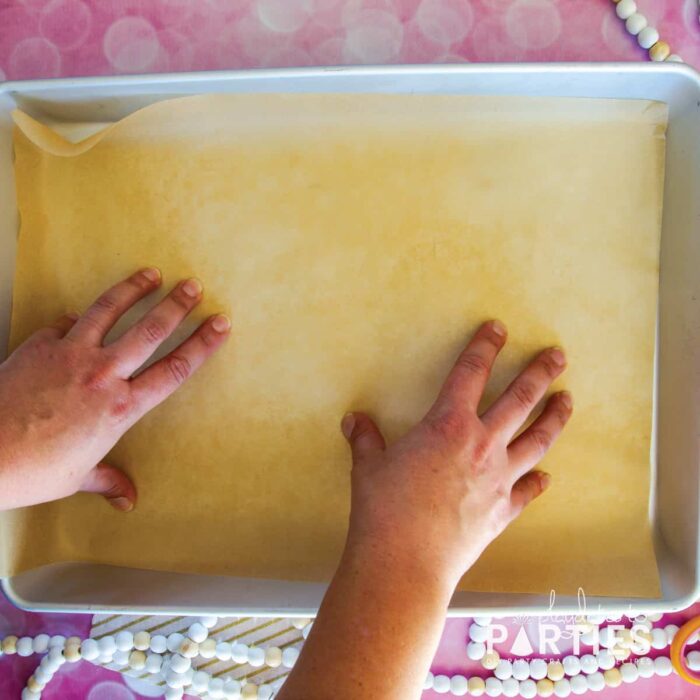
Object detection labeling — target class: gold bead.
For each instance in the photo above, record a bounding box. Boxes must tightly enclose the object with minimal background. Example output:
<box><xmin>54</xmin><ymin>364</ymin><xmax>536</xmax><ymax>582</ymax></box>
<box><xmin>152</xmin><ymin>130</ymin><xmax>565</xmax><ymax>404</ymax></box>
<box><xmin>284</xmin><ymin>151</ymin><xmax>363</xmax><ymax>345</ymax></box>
<box><xmin>468</xmin><ymin>677</ymin><xmax>486</xmax><ymax>694</ymax></box>
<box><xmin>547</xmin><ymin>660</ymin><xmax>565</xmax><ymax>681</ymax></box>
<box><xmin>649</xmin><ymin>41</ymin><xmax>671</xmax><ymax>62</ymax></box>
<box><xmin>482</xmin><ymin>650</ymin><xmax>500</xmax><ymax>670</ymax></box>
<box><xmin>604</xmin><ymin>668</ymin><xmax>623</xmax><ymax>687</ymax></box>
<box><xmin>1</xmin><ymin>636</ymin><xmax>18</xmax><ymax>654</ymax></box>
<box><xmin>242</xmin><ymin>683</ymin><xmax>258</xmax><ymax>699</ymax></box>
<box><xmin>536</xmin><ymin>678</ymin><xmax>555</xmax><ymax>697</ymax></box>
<box><xmin>27</xmin><ymin>677</ymin><xmax>44</xmax><ymax>693</ymax></box>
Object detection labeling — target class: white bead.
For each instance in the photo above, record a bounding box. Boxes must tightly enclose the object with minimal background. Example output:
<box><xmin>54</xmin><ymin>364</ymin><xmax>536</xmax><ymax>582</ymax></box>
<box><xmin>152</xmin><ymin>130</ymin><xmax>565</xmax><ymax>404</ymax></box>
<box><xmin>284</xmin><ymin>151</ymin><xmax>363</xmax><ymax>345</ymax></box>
<box><xmin>519</xmin><ymin>679</ymin><xmax>537</xmax><ymax>699</ymax></box>
<box><xmin>188</xmin><ymin>622</ymin><xmax>208</xmax><ymax>643</ymax></box>
<box><xmin>192</xmin><ymin>670</ymin><xmax>210</xmax><ymax>693</ymax></box>
<box><xmin>553</xmin><ymin>679</ymin><xmax>570</xmax><ymax>698</ymax></box>
<box><xmin>586</xmin><ymin>672</ymin><xmax>605</xmax><ymax>692</ymax></box>
<box><xmin>209</xmin><ymin>677</ymin><xmax>225</xmax><ymax>699</ymax></box>
<box><xmin>637</xmin><ymin>656</ymin><xmax>655</xmax><ymax>678</ymax></box>
<box><xmin>580</xmin><ymin>628</ymin><xmax>598</xmax><ymax>647</ymax></box>
<box><xmin>667</xmin><ymin>54</ymin><xmax>683</xmax><ymax>62</ymax></box>
<box><xmin>291</xmin><ymin>618</ymin><xmax>311</xmax><ymax>630</ymax></box>
<box><xmin>49</xmin><ymin>635</ymin><xmax>66</xmax><ymax>648</ymax></box>
<box><xmin>651</xmin><ymin>628</ymin><xmax>667</xmax><ymax>649</ymax></box>
<box><xmin>596</xmin><ymin>650</ymin><xmax>615</xmax><ymax>671</ymax></box>
<box><xmin>654</xmin><ymin>656</ymin><xmax>673</xmax><ymax>676</ymax></box>
<box><xmin>562</xmin><ymin>655</ymin><xmax>581</xmax><ymax>676</ymax></box>
<box><xmin>165</xmin><ymin>688</ymin><xmax>184</xmax><ymax>700</ymax></box>
<box><xmin>647</xmin><ymin>612</ymin><xmax>663</xmax><ymax>622</ymax></box>
<box><xmin>467</xmin><ymin>641</ymin><xmax>487</xmax><ymax>660</ymax></box>
<box><xmin>231</xmin><ymin>642</ymin><xmax>249</xmax><ymax>664</ymax></box>
<box><xmin>579</xmin><ymin>654</ymin><xmax>598</xmax><ymax>674</ymax></box>
<box><xmin>616</xmin><ymin>0</ymin><xmax>637</xmax><ymax>20</ymax></box>
<box><xmin>512</xmin><ymin>659</ymin><xmax>530</xmax><ymax>681</ymax></box>
<box><xmin>282</xmin><ymin>646</ymin><xmax>299</xmax><ymax>668</ymax></box>
<box><xmin>150</xmin><ymin>634</ymin><xmax>167</xmax><ymax>654</ymax></box>
<box><xmin>145</xmin><ymin>653</ymin><xmax>162</xmax><ymax>674</ymax></box>
<box><xmin>133</xmin><ymin>631</ymin><xmax>150</xmax><ymax>651</ymax></box>
<box><xmin>569</xmin><ymin>675</ymin><xmax>587</xmax><ymax>695</ymax></box>
<box><xmin>199</xmin><ymin>638</ymin><xmax>217</xmax><ymax>659</ymax></box>
<box><xmin>638</xmin><ymin>26</ymin><xmax>660</xmax><ymax>49</ymax></box>
<box><xmin>167</xmin><ymin>633</ymin><xmax>185</xmax><ymax>653</ymax></box>
<box><xmin>224</xmin><ymin>678</ymin><xmax>242</xmax><ymax>699</ymax></box>
<box><xmin>34</xmin><ymin>668</ymin><xmax>51</xmax><ymax>685</ymax></box>
<box><xmin>17</xmin><ymin>637</ymin><xmax>33</xmax><ymax>657</ymax></box>
<box><xmin>216</xmin><ymin>641</ymin><xmax>232</xmax><ymax>660</ymax></box>
<box><xmin>248</xmin><ymin>646</ymin><xmax>265</xmax><ymax>667</ymax></box>
<box><xmin>485</xmin><ymin>677</ymin><xmax>503</xmax><ymax>697</ymax></box>
<box><xmin>433</xmin><ymin>674</ymin><xmax>450</xmax><ymax>693</ymax></box>
<box><xmin>469</xmin><ymin>623</ymin><xmax>490</xmax><ymax>643</ymax></box>
<box><xmin>620</xmin><ymin>662</ymin><xmax>638</xmax><ymax>683</ymax></box>
<box><xmin>78</xmin><ymin>638</ymin><xmax>98</xmax><ymax>662</ymax></box>
<box><xmin>450</xmin><ymin>674</ymin><xmax>468</xmax><ymax>696</ymax></box>
<box><xmin>97</xmin><ymin>637</ymin><xmax>116</xmax><ymax>656</ymax></box>
<box><xmin>113</xmin><ymin>649</ymin><xmax>130</xmax><ymax>666</ymax></box>
<box><xmin>199</xmin><ymin>615</ymin><xmax>218</xmax><ymax>629</ymax></box>
<box><xmin>495</xmin><ymin>659</ymin><xmax>513</xmax><ymax>680</ymax></box>
<box><xmin>664</xmin><ymin>624</ymin><xmax>679</xmax><ymax>644</ymax></box>
<box><xmin>258</xmin><ymin>684</ymin><xmax>274</xmax><ymax>700</ymax></box>
<box><xmin>170</xmin><ymin>654</ymin><xmax>191</xmax><ymax>673</ymax></box>
<box><xmin>474</xmin><ymin>616</ymin><xmax>493</xmax><ymax>627</ymax></box>
<box><xmin>530</xmin><ymin>658</ymin><xmax>548</xmax><ymax>680</ymax></box>
<box><xmin>115</xmin><ymin>631</ymin><xmax>134</xmax><ymax>652</ymax></box>
<box><xmin>688</xmin><ymin>650</ymin><xmax>700</xmax><ymax>672</ymax></box>
<box><xmin>21</xmin><ymin>690</ymin><xmax>40</xmax><ymax>700</ymax></box>
<box><xmin>502</xmin><ymin>678</ymin><xmax>519</xmax><ymax>698</ymax></box>
<box><xmin>165</xmin><ymin>669</ymin><xmax>187</xmax><ymax>689</ymax></box>
<box><xmin>302</xmin><ymin>623</ymin><xmax>313</xmax><ymax>639</ymax></box>
<box><xmin>423</xmin><ymin>672</ymin><xmax>434</xmax><ymax>690</ymax></box>
<box><xmin>29</xmin><ymin>635</ymin><xmax>47</xmax><ymax>656</ymax></box>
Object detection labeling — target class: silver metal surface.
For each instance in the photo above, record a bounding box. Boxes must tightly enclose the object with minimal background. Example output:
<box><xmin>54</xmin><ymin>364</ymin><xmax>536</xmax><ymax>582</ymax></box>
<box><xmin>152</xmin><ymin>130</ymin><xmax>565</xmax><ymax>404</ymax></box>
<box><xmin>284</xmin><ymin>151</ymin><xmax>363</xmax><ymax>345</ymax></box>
<box><xmin>1</xmin><ymin>63</ymin><xmax>699</xmax><ymax>616</ymax></box>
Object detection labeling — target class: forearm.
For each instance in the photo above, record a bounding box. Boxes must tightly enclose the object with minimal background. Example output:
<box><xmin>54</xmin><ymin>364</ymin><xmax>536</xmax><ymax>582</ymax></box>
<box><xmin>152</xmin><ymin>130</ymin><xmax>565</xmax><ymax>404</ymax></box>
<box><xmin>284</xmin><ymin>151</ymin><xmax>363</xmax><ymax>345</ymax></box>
<box><xmin>277</xmin><ymin>541</ymin><xmax>455</xmax><ymax>700</ymax></box>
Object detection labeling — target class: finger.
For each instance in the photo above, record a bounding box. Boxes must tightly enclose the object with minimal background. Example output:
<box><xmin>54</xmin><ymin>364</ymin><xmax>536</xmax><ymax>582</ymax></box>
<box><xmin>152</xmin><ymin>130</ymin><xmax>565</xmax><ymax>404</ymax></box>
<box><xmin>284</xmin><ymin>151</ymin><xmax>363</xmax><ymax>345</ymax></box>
<box><xmin>341</xmin><ymin>412</ymin><xmax>386</xmax><ymax>465</ymax></box>
<box><xmin>482</xmin><ymin>346</ymin><xmax>566</xmax><ymax>438</ymax></box>
<box><xmin>507</xmin><ymin>391</ymin><xmax>573</xmax><ymax>480</ymax></box>
<box><xmin>79</xmin><ymin>462</ymin><xmax>136</xmax><ymax>512</ymax></box>
<box><xmin>428</xmin><ymin>321</ymin><xmax>507</xmax><ymax>420</ymax></box>
<box><xmin>109</xmin><ymin>278</ymin><xmax>203</xmax><ymax>375</ymax></box>
<box><xmin>33</xmin><ymin>312</ymin><xmax>80</xmax><ymax>341</ymax></box>
<box><xmin>510</xmin><ymin>470</ymin><xmax>551</xmax><ymax>519</ymax></box>
<box><xmin>131</xmin><ymin>314</ymin><xmax>231</xmax><ymax>416</ymax></box>
<box><xmin>66</xmin><ymin>267</ymin><xmax>161</xmax><ymax>345</ymax></box>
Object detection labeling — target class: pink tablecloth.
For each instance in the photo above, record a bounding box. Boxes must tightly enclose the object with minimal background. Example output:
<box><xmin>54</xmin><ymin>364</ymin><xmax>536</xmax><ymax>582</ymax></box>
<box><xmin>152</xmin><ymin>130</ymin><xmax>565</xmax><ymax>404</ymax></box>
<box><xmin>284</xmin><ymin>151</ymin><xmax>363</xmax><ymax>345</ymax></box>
<box><xmin>1</xmin><ymin>1</ymin><xmax>700</xmax><ymax>699</ymax></box>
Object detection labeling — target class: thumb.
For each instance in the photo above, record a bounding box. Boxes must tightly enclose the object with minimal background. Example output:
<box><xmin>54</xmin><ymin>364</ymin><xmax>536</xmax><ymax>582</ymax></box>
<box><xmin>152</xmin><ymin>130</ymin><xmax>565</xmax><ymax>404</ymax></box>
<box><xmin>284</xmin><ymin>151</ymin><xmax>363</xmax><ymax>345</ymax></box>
<box><xmin>80</xmin><ymin>462</ymin><xmax>137</xmax><ymax>512</ymax></box>
<box><xmin>510</xmin><ymin>470</ymin><xmax>551</xmax><ymax>519</ymax></box>
<box><xmin>341</xmin><ymin>412</ymin><xmax>386</xmax><ymax>464</ymax></box>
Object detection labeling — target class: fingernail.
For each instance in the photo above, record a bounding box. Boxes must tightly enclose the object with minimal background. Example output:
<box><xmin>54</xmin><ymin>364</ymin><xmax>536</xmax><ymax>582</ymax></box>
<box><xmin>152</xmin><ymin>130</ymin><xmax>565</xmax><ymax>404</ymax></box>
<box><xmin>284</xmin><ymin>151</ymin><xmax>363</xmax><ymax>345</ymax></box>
<box><xmin>559</xmin><ymin>391</ymin><xmax>573</xmax><ymax>409</ymax></box>
<box><xmin>141</xmin><ymin>267</ymin><xmax>161</xmax><ymax>283</ymax></box>
<box><xmin>341</xmin><ymin>412</ymin><xmax>355</xmax><ymax>439</ymax></box>
<box><xmin>549</xmin><ymin>347</ymin><xmax>566</xmax><ymax>367</ymax></box>
<box><xmin>108</xmin><ymin>496</ymin><xmax>134</xmax><ymax>513</ymax></box>
<box><xmin>539</xmin><ymin>472</ymin><xmax>552</xmax><ymax>490</ymax></box>
<box><xmin>182</xmin><ymin>278</ymin><xmax>203</xmax><ymax>298</ymax></box>
<box><xmin>491</xmin><ymin>320</ymin><xmax>507</xmax><ymax>337</ymax></box>
<box><xmin>211</xmin><ymin>314</ymin><xmax>231</xmax><ymax>333</ymax></box>
<box><xmin>66</xmin><ymin>311</ymin><xmax>80</xmax><ymax>321</ymax></box>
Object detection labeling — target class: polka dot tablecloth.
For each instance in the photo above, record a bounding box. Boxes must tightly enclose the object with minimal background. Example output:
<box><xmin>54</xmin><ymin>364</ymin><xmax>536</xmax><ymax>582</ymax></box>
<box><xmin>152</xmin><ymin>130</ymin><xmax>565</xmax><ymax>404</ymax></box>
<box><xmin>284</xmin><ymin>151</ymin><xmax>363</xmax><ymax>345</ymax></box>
<box><xmin>1</xmin><ymin>1</ymin><xmax>700</xmax><ymax>699</ymax></box>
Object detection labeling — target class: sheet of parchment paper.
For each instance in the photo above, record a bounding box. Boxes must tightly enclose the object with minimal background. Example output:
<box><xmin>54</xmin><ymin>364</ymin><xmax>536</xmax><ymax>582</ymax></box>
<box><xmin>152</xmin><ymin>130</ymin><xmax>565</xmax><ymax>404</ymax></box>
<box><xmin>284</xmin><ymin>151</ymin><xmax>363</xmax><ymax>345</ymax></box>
<box><xmin>4</xmin><ymin>94</ymin><xmax>666</xmax><ymax>597</ymax></box>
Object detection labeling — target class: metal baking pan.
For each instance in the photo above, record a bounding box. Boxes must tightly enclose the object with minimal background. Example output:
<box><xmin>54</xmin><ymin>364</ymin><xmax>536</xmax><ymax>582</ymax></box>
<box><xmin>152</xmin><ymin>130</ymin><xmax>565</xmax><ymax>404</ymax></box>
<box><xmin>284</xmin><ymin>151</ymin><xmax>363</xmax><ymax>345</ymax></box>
<box><xmin>1</xmin><ymin>64</ymin><xmax>699</xmax><ymax>617</ymax></box>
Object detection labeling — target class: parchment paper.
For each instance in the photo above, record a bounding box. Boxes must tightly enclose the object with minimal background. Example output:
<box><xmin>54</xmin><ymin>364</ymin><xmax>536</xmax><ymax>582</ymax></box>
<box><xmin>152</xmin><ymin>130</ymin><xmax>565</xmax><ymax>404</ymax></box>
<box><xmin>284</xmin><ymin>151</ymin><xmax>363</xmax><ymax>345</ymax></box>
<box><xmin>4</xmin><ymin>94</ymin><xmax>666</xmax><ymax>597</ymax></box>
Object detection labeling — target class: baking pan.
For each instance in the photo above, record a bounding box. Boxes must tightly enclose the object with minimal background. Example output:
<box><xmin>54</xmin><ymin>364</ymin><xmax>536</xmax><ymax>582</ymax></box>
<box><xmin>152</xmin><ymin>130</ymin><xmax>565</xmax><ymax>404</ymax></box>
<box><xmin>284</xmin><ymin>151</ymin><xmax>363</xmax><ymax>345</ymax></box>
<box><xmin>1</xmin><ymin>63</ymin><xmax>699</xmax><ymax>616</ymax></box>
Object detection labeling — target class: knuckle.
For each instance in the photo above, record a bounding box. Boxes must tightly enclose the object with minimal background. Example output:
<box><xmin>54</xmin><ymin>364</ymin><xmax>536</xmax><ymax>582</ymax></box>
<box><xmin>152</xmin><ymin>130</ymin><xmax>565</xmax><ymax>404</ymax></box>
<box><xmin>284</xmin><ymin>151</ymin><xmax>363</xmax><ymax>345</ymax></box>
<box><xmin>110</xmin><ymin>394</ymin><xmax>133</xmax><ymax>420</ymax></box>
<box><xmin>425</xmin><ymin>409</ymin><xmax>467</xmax><ymax>442</ymax></box>
<box><xmin>139</xmin><ymin>319</ymin><xmax>167</xmax><ymax>345</ymax></box>
<box><xmin>171</xmin><ymin>289</ymin><xmax>193</xmax><ymax>312</ymax></box>
<box><xmin>198</xmin><ymin>328</ymin><xmax>217</xmax><ymax>348</ymax></box>
<box><xmin>510</xmin><ymin>380</ymin><xmax>537</xmax><ymax>411</ymax></box>
<box><xmin>469</xmin><ymin>437</ymin><xmax>493</xmax><ymax>470</ymax></box>
<box><xmin>93</xmin><ymin>293</ymin><xmax>119</xmax><ymax>315</ymax></box>
<box><xmin>455</xmin><ymin>351</ymin><xmax>490</xmax><ymax>377</ymax></box>
<box><xmin>166</xmin><ymin>354</ymin><xmax>191</xmax><ymax>386</ymax></box>
<box><xmin>529</xmin><ymin>429</ymin><xmax>553</xmax><ymax>456</ymax></box>
<box><xmin>82</xmin><ymin>366</ymin><xmax>113</xmax><ymax>392</ymax></box>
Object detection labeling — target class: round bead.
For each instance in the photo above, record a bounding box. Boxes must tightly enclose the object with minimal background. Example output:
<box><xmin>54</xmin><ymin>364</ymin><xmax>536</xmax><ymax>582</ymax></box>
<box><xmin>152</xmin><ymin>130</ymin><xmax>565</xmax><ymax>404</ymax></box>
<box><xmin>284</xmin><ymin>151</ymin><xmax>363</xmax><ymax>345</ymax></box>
<box><xmin>242</xmin><ymin>684</ymin><xmax>258</xmax><ymax>699</ymax></box>
<box><xmin>617</xmin><ymin>629</ymin><xmax>634</xmax><ymax>648</ymax></box>
<box><xmin>512</xmin><ymin>659</ymin><xmax>530</xmax><ymax>681</ymax></box>
<box><xmin>200</xmin><ymin>638</ymin><xmax>217</xmax><ymax>659</ymax></box>
<box><xmin>133</xmin><ymin>631</ymin><xmax>150</xmax><ymax>651</ymax></box>
<box><xmin>664</xmin><ymin>624</ymin><xmax>679</xmax><ymax>644</ymax></box>
<box><xmin>166</xmin><ymin>633</ymin><xmax>185</xmax><ymax>653</ymax></box>
<box><xmin>467</xmin><ymin>641</ymin><xmax>487</xmax><ymax>660</ymax></box>
<box><xmin>474</xmin><ymin>616</ymin><xmax>493</xmax><ymax>627</ymax></box>
<box><xmin>469</xmin><ymin>623</ymin><xmax>490</xmax><ymax>644</ymax></box>
<box><xmin>97</xmin><ymin>636</ymin><xmax>116</xmax><ymax>656</ymax></box>
<box><xmin>553</xmin><ymin>678</ymin><xmax>570</xmax><ymax>698</ymax></box>
<box><xmin>64</xmin><ymin>643</ymin><xmax>81</xmax><ymax>663</ymax></box>
<box><xmin>637</xmin><ymin>656</ymin><xmax>655</xmax><ymax>678</ymax></box>
<box><xmin>209</xmin><ymin>677</ymin><xmax>225</xmax><ymax>699</ymax></box>
<box><xmin>615</xmin><ymin>0</ymin><xmax>637</xmax><ymax>20</ymax></box>
<box><xmin>580</xmin><ymin>628</ymin><xmax>598</xmax><ymax>647</ymax></box>
<box><xmin>231</xmin><ymin>643</ymin><xmax>249</xmax><ymax>663</ymax></box>
<box><xmin>666</xmin><ymin>54</ymin><xmax>684</xmax><ymax>62</ymax></box>
<box><xmin>638</xmin><ymin>26</ymin><xmax>660</xmax><ymax>49</ymax></box>
<box><xmin>579</xmin><ymin>654</ymin><xmax>598</xmax><ymax>674</ymax></box>
<box><xmin>49</xmin><ymin>635</ymin><xmax>66</xmax><ymax>648</ymax></box>
<box><xmin>569</xmin><ymin>675</ymin><xmax>587</xmax><ymax>695</ymax></box>
<box><xmin>216</xmin><ymin>641</ymin><xmax>232</xmax><ymax>661</ymax></box>
<box><xmin>603</xmin><ymin>668</ymin><xmax>622</xmax><ymax>688</ymax></box>
<box><xmin>248</xmin><ymin>646</ymin><xmax>265</xmax><ymax>667</ymax></box>
<box><xmin>547</xmin><ymin>661</ymin><xmax>565</xmax><ymax>681</ymax></box>
<box><xmin>423</xmin><ymin>672</ymin><xmax>434</xmax><ymax>690</ymax></box>
<box><xmin>179</xmin><ymin>639</ymin><xmax>199</xmax><ymax>658</ymax></box>
<box><xmin>536</xmin><ymin>679</ymin><xmax>554</xmax><ymax>697</ymax></box>
<box><xmin>485</xmin><ymin>677</ymin><xmax>502</xmax><ymax>697</ymax></box>
<box><xmin>585</xmin><ymin>672</ymin><xmax>605</xmax><ymax>692</ymax></box>
<box><xmin>482</xmin><ymin>650</ymin><xmax>500</xmax><ymax>670</ymax></box>
<box><xmin>469</xmin><ymin>677</ymin><xmax>486</xmax><ymax>697</ymax></box>
<box><xmin>502</xmin><ymin>678</ymin><xmax>519</xmax><ymax>698</ymax></box>
<box><xmin>150</xmin><ymin>634</ymin><xmax>167</xmax><ymax>654</ymax></box>
<box><xmin>265</xmin><ymin>646</ymin><xmax>282</xmax><ymax>668</ymax></box>
<box><xmin>433</xmin><ymin>674</ymin><xmax>451</xmax><ymax>694</ymax></box>
<box><xmin>291</xmin><ymin>618</ymin><xmax>310</xmax><ymax>630</ymax></box>
<box><xmin>32</xmin><ymin>634</ymin><xmax>50</xmax><ymax>654</ymax></box>
<box><xmin>170</xmin><ymin>654</ymin><xmax>191</xmax><ymax>673</ymax></box>
<box><xmin>34</xmin><ymin>668</ymin><xmax>51</xmax><ymax>685</ymax></box>
<box><xmin>115</xmin><ymin>631</ymin><xmax>134</xmax><ymax>652</ymax></box>
<box><xmin>625</xmin><ymin>12</ymin><xmax>648</xmax><ymax>35</ymax></box>
<box><xmin>225</xmin><ymin>678</ymin><xmax>243</xmax><ymax>699</ymax></box>
<box><xmin>562</xmin><ymin>655</ymin><xmax>581</xmax><ymax>676</ymax></box>
<box><xmin>164</xmin><ymin>688</ymin><xmax>184</xmax><ymax>700</ymax></box>
<box><xmin>187</xmin><ymin>622</ymin><xmax>208</xmax><ymax>644</ymax></box>
<box><xmin>282</xmin><ymin>646</ymin><xmax>299</xmax><ymax>668</ymax></box>
<box><xmin>649</xmin><ymin>40</ymin><xmax>671</xmax><ymax>61</ymax></box>
<box><xmin>654</xmin><ymin>655</ymin><xmax>673</xmax><ymax>677</ymax></box>
<box><xmin>27</xmin><ymin>676</ymin><xmax>44</xmax><ymax>693</ymax></box>
<box><xmin>647</xmin><ymin>612</ymin><xmax>663</xmax><ymax>622</ymax></box>
<box><xmin>519</xmin><ymin>679</ymin><xmax>537</xmax><ymax>699</ymax></box>
<box><xmin>17</xmin><ymin>637</ymin><xmax>34</xmax><ymax>657</ymax></box>
<box><xmin>79</xmin><ymin>638</ymin><xmax>98</xmax><ymax>662</ymax></box>
<box><xmin>688</xmin><ymin>650</ymin><xmax>700</xmax><ymax>672</ymax></box>
<box><xmin>612</xmin><ymin>645</ymin><xmax>631</xmax><ymax>661</ymax></box>
<box><xmin>145</xmin><ymin>653</ymin><xmax>162</xmax><ymax>674</ymax></box>
<box><xmin>620</xmin><ymin>662</ymin><xmax>638</xmax><ymax>683</ymax></box>
<box><xmin>113</xmin><ymin>649</ymin><xmax>130</xmax><ymax>666</ymax></box>
<box><xmin>21</xmin><ymin>690</ymin><xmax>40</xmax><ymax>700</ymax></box>
<box><xmin>199</xmin><ymin>615</ymin><xmax>218</xmax><ymax>629</ymax></box>
<box><xmin>128</xmin><ymin>650</ymin><xmax>146</xmax><ymax>670</ymax></box>
<box><xmin>598</xmin><ymin>627</ymin><xmax>617</xmax><ymax>649</ymax></box>
<box><xmin>529</xmin><ymin>658</ymin><xmax>548</xmax><ymax>680</ymax></box>
<box><xmin>651</xmin><ymin>628</ymin><xmax>667</xmax><ymax>649</ymax></box>
<box><xmin>495</xmin><ymin>659</ymin><xmax>513</xmax><ymax>680</ymax></box>
<box><xmin>192</xmin><ymin>671</ymin><xmax>210</xmax><ymax>693</ymax></box>
<box><xmin>258</xmin><ymin>684</ymin><xmax>273</xmax><ymax>700</ymax></box>
<box><xmin>596</xmin><ymin>650</ymin><xmax>615</xmax><ymax>671</ymax></box>
<box><xmin>451</xmin><ymin>674</ymin><xmax>468</xmax><ymax>696</ymax></box>
<box><xmin>2</xmin><ymin>636</ymin><xmax>18</xmax><ymax>654</ymax></box>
